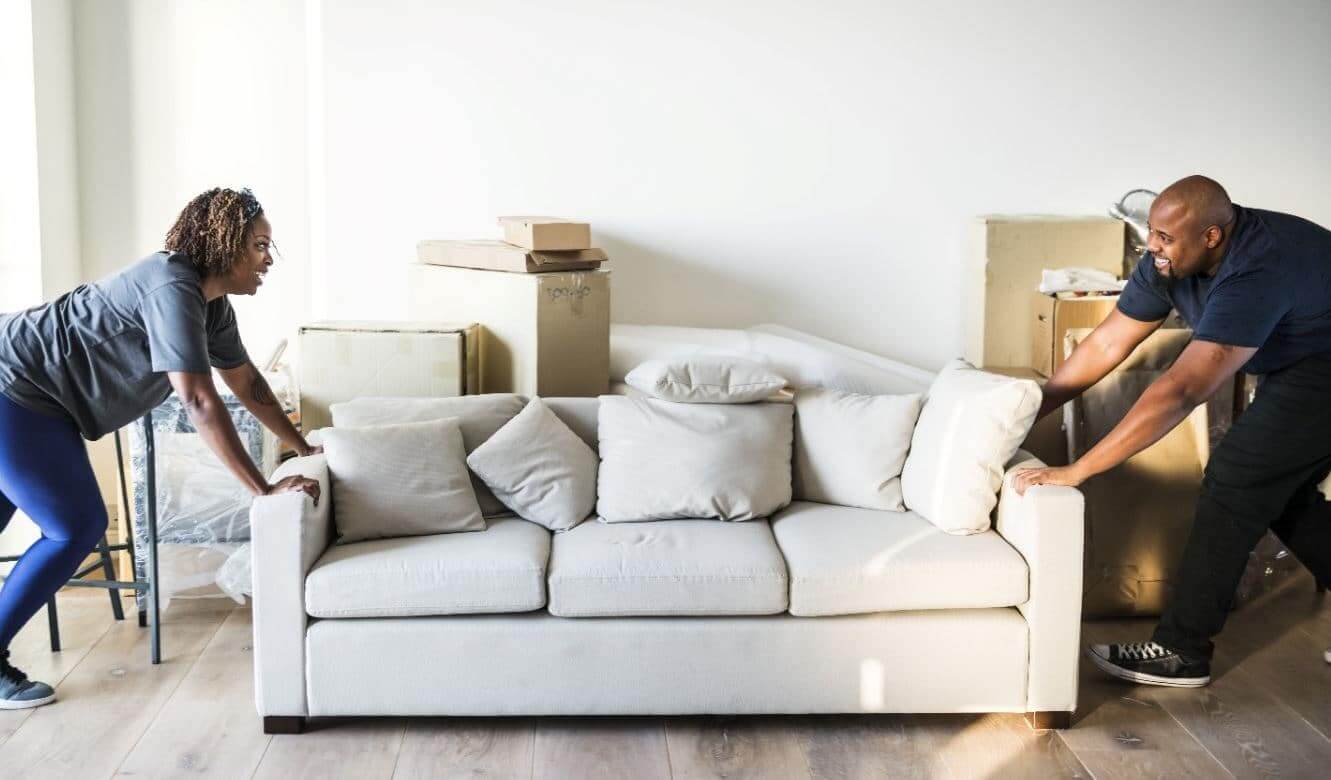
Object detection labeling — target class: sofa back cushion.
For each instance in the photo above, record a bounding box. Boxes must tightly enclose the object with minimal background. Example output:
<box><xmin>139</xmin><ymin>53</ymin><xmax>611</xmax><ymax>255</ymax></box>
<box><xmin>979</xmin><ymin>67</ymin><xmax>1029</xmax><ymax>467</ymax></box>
<box><xmin>596</xmin><ymin>396</ymin><xmax>794</xmax><ymax>522</ymax></box>
<box><xmin>329</xmin><ymin>394</ymin><xmax>526</xmax><ymax>517</ymax></box>
<box><xmin>541</xmin><ymin>397</ymin><xmax>600</xmax><ymax>452</ymax></box>
<box><xmin>901</xmin><ymin>360</ymin><xmax>1040</xmax><ymax>534</ymax></box>
<box><xmin>793</xmin><ymin>387</ymin><xmax>923</xmax><ymax>511</ymax></box>
<box><xmin>322</xmin><ymin>418</ymin><xmax>485</xmax><ymax>543</ymax></box>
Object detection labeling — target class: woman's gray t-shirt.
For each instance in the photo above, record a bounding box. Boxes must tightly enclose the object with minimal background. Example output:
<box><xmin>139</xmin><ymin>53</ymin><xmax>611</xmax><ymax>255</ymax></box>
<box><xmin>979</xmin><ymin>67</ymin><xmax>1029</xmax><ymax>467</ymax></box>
<box><xmin>0</xmin><ymin>251</ymin><xmax>249</xmax><ymax>440</ymax></box>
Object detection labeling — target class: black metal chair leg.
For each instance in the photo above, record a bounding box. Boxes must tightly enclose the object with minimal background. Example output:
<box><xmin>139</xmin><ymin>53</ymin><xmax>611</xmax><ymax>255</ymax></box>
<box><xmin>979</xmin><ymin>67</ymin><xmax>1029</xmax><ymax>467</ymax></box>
<box><xmin>96</xmin><ymin>534</ymin><xmax>125</xmax><ymax>621</ymax></box>
<box><xmin>143</xmin><ymin>412</ymin><xmax>162</xmax><ymax>665</ymax></box>
<box><xmin>46</xmin><ymin>598</ymin><xmax>60</xmax><ymax>652</ymax></box>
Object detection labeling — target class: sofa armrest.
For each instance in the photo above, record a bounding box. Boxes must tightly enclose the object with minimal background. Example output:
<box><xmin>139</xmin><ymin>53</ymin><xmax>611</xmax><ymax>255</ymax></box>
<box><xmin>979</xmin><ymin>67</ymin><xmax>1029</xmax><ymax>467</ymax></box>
<box><xmin>995</xmin><ymin>449</ymin><xmax>1085</xmax><ymax>713</ymax></box>
<box><xmin>250</xmin><ymin>454</ymin><xmax>333</xmax><ymax>717</ymax></box>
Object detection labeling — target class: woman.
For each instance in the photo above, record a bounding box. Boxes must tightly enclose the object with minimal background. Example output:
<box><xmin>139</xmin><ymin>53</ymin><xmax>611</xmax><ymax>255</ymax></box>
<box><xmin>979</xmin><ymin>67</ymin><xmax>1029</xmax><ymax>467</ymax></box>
<box><xmin>0</xmin><ymin>188</ymin><xmax>320</xmax><ymax>709</ymax></box>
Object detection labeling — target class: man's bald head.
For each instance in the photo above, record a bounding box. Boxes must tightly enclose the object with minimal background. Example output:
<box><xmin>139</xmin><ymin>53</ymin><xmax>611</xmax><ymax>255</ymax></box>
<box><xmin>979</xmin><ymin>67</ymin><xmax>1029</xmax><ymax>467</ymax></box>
<box><xmin>1153</xmin><ymin>175</ymin><xmax>1235</xmax><ymax>233</ymax></box>
<box><xmin>1145</xmin><ymin>175</ymin><xmax>1237</xmax><ymax>279</ymax></box>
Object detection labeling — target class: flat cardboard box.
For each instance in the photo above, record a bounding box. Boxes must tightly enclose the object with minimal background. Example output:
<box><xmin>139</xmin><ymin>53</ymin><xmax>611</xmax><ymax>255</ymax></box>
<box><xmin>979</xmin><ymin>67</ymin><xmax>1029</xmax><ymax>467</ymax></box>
<box><xmin>417</xmin><ymin>239</ymin><xmax>607</xmax><ymax>273</ymax></box>
<box><xmin>297</xmin><ymin>321</ymin><xmax>479</xmax><ymax>432</ymax></box>
<box><xmin>407</xmin><ymin>264</ymin><xmax>609</xmax><ymax>398</ymax></box>
<box><xmin>963</xmin><ymin>215</ymin><xmax>1125</xmax><ymax>370</ymax></box>
<box><xmin>498</xmin><ymin>216</ymin><xmax>592</xmax><ymax>251</ymax></box>
<box><xmin>1031</xmin><ymin>294</ymin><xmax>1120</xmax><ymax>377</ymax></box>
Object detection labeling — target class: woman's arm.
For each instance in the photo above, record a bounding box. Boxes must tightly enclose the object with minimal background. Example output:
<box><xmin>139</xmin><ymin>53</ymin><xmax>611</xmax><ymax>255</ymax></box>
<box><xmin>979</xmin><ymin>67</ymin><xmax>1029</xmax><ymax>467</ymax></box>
<box><xmin>216</xmin><ymin>361</ymin><xmax>319</xmax><ymax>457</ymax></box>
<box><xmin>167</xmin><ymin>371</ymin><xmax>319</xmax><ymax>503</ymax></box>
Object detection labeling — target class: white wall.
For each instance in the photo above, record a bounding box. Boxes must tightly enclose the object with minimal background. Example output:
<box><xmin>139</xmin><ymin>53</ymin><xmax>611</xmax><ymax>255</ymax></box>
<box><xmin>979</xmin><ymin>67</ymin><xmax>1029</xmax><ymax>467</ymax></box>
<box><xmin>53</xmin><ymin>0</ymin><xmax>1331</xmax><ymax>370</ymax></box>
<box><xmin>315</xmin><ymin>0</ymin><xmax>1331</xmax><ymax>369</ymax></box>
<box><xmin>32</xmin><ymin>0</ymin><xmax>83</xmax><ymax>300</ymax></box>
<box><xmin>73</xmin><ymin>0</ymin><xmax>310</xmax><ymax>360</ymax></box>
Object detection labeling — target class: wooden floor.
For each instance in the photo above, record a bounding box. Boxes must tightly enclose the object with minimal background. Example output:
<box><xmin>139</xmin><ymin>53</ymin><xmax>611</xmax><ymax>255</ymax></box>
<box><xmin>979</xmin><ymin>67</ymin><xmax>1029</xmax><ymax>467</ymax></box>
<box><xmin>2</xmin><ymin>572</ymin><xmax>1330</xmax><ymax>779</ymax></box>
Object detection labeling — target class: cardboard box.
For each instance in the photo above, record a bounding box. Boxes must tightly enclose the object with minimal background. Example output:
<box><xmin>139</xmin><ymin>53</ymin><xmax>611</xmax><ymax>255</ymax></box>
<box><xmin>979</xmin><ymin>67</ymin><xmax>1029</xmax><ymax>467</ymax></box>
<box><xmin>417</xmin><ymin>240</ymin><xmax>607</xmax><ymax>274</ymax></box>
<box><xmin>297</xmin><ymin>321</ymin><xmax>479</xmax><ymax>432</ymax></box>
<box><xmin>498</xmin><ymin>216</ymin><xmax>592</xmax><ymax>251</ymax></box>
<box><xmin>1031</xmin><ymin>294</ymin><xmax>1120</xmax><ymax>377</ymax></box>
<box><xmin>1064</xmin><ymin>327</ymin><xmax>1226</xmax><ymax>617</ymax></box>
<box><xmin>407</xmin><ymin>265</ymin><xmax>610</xmax><ymax>398</ymax></box>
<box><xmin>963</xmin><ymin>215</ymin><xmax>1125</xmax><ymax>370</ymax></box>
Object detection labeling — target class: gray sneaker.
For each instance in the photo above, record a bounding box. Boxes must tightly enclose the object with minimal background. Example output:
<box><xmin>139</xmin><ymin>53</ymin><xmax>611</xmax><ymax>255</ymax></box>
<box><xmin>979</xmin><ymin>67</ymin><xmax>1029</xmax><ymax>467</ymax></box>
<box><xmin>0</xmin><ymin>650</ymin><xmax>56</xmax><ymax>710</ymax></box>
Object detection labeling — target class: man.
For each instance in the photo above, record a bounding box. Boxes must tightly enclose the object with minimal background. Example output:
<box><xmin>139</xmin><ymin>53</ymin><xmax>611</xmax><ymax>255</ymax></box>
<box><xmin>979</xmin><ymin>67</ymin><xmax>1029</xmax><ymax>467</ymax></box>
<box><xmin>1013</xmin><ymin>175</ymin><xmax>1331</xmax><ymax>688</ymax></box>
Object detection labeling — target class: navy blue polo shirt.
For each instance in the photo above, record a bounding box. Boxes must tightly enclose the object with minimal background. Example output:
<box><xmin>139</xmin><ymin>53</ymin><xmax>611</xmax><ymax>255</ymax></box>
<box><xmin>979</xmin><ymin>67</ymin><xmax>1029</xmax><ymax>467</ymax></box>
<box><xmin>1117</xmin><ymin>204</ymin><xmax>1331</xmax><ymax>375</ymax></box>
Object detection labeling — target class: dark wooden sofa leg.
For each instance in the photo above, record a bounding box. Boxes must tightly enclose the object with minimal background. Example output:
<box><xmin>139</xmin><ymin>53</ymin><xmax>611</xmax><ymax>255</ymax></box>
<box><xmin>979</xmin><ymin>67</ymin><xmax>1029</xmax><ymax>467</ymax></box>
<box><xmin>1025</xmin><ymin>711</ymin><xmax>1072</xmax><ymax>730</ymax></box>
<box><xmin>263</xmin><ymin>716</ymin><xmax>305</xmax><ymax>735</ymax></box>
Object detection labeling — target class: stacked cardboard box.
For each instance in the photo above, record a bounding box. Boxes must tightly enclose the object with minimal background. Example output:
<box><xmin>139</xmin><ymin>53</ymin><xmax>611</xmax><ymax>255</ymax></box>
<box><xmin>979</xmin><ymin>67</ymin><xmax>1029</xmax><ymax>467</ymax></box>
<box><xmin>411</xmin><ymin>217</ymin><xmax>611</xmax><ymax>398</ymax></box>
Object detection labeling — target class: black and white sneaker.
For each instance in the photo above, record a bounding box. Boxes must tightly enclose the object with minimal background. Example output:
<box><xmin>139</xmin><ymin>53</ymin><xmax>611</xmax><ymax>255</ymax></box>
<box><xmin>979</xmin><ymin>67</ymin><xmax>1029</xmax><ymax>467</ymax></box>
<box><xmin>0</xmin><ymin>650</ymin><xmax>56</xmax><ymax>710</ymax></box>
<box><xmin>1087</xmin><ymin>641</ymin><xmax>1211</xmax><ymax>688</ymax></box>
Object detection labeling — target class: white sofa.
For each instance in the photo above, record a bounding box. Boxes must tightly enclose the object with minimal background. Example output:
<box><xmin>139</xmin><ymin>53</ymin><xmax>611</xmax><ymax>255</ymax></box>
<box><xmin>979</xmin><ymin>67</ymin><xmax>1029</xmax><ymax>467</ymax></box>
<box><xmin>250</xmin><ymin>392</ymin><xmax>1084</xmax><ymax>734</ymax></box>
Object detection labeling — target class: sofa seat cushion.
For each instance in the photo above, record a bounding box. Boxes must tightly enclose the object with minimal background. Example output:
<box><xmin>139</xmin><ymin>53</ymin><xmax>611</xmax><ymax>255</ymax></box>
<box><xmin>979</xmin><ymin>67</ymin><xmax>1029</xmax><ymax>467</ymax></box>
<box><xmin>305</xmin><ymin>516</ymin><xmax>550</xmax><ymax>618</ymax></box>
<box><xmin>548</xmin><ymin>519</ymin><xmax>789</xmax><ymax>617</ymax></box>
<box><xmin>771</xmin><ymin>501</ymin><xmax>1028</xmax><ymax>617</ymax></box>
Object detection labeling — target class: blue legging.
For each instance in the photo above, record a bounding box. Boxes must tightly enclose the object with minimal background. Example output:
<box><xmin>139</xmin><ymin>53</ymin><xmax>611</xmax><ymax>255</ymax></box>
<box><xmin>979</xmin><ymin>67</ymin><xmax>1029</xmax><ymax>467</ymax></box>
<box><xmin>0</xmin><ymin>393</ymin><xmax>108</xmax><ymax>650</ymax></box>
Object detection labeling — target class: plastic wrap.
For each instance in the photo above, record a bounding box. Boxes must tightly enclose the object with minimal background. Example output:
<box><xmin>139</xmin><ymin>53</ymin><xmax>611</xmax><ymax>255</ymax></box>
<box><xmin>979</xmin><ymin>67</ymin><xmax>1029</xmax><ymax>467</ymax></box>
<box><xmin>128</xmin><ymin>371</ymin><xmax>288</xmax><ymax>609</ymax></box>
<box><xmin>609</xmin><ymin>323</ymin><xmax>933</xmax><ymax>396</ymax></box>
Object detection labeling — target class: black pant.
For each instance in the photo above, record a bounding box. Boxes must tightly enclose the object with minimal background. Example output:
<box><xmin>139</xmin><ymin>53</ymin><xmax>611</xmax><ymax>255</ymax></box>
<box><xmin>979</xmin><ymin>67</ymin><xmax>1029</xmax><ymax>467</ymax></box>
<box><xmin>1153</xmin><ymin>355</ymin><xmax>1331</xmax><ymax>660</ymax></box>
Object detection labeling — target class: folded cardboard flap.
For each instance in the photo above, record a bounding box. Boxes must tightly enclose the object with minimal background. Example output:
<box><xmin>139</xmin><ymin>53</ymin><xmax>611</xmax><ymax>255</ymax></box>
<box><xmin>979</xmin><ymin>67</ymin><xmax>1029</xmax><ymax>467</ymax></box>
<box><xmin>497</xmin><ymin>216</ymin><xmax>592</xmax><ymax>251</ymax></box>
<box><xmin>417</xmin><ymin>239</ymin><xmax>607</xmax><ymax>273</ymax></box>
<box><xmin>299</xmin><ymin>320</ymin><xmax>477</xmax><ymax>335</ymax></box>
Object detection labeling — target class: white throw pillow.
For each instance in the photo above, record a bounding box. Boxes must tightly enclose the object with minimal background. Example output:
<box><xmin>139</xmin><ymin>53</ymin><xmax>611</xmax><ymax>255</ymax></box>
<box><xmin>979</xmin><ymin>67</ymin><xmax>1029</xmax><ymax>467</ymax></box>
<box><xmin>793</xmin><ymin>387</ymin><xmax>923</xmax><ymax>511</ymax></box>
<box><xmin>625</xmin><ymin>356</ymin><xmax>787</xmax><ymax>404</ymax></box>
<box><xmin>322</xmin><ymin>418</ymin><xmax>485</xmax><ymax>544</ymax></box>
<box><xmin>329</xmin><ymin>394</ymin><xmax>525</xmax><ymax>517</ymax></box>
<box><xmin>901</xmin><ymin>359</ymin><xmax>1041</xmax><ymax>534</ymax></box>
<box><xmin>596</xmin><ymin>396</ymin><xmax>793</xmax><ymax>522</ymax></box>
<box><xmin>467</xmin><ymin>398</ymin><xmax>598</xmax><ymax>531</ymax></box>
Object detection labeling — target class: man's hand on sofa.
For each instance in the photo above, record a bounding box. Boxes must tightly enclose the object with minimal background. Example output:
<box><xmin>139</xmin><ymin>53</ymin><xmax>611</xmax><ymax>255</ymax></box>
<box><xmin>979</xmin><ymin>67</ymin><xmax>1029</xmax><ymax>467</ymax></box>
<box><xmin>1012</xmin><ymin>463</ymin><xmax>1088</xmax><ymax>496</ymax></box>
<box><xmin>265</xmin><ymin>475</ymin><xmax>321</xmax><ymax>506</ymax></box>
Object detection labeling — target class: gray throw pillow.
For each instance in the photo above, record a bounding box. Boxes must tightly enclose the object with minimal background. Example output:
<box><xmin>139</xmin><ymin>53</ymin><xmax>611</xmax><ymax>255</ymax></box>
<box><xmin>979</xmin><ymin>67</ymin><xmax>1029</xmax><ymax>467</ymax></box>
<box><xmin>467</xmin><ymin>398</ymin><xmax>597</xmax><ymax>531</ymax></box>
<box><xmin>322</xmin><ymin>417</ymin><xmax>485</xmax><ymax>543</ymax></box>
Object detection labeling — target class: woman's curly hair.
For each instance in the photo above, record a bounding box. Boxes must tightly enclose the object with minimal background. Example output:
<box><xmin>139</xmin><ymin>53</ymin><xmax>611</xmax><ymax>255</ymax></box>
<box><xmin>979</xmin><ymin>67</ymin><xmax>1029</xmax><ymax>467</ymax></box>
<box><xmin>164</xmin><ymin>188</ymin><xmax>264</xmax><ymax>276</ymax></box>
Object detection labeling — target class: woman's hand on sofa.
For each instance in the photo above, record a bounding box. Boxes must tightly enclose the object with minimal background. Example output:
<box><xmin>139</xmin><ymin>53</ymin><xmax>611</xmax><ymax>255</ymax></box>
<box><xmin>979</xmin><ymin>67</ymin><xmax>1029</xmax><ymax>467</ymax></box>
<box><xmin>265</xmin><ymin>475</ymin><xmax>321</xmax><ymax>506</ymax></box>
<box><xmin>1012</xmin><ymin>463</ymin><xmax>1087</xmax><ymax>496</ymax></box>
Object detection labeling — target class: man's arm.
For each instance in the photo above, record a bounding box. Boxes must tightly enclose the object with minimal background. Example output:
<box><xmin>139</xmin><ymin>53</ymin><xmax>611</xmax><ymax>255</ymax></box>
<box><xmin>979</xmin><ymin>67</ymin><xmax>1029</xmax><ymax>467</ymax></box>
<box><xmin>1036</xmin><ymin>309</ymin><xmax>1165</xmax><ymax>421</ymax></box>
<box><xmin>168</xmin><ymin>371</ymin><xmax>320</xmax><ymax>502</ymax></box>
<box><xmin>1014</xmin><ymin>340</ymin><xmax>1255</xmax><ymax>494</ymax></box>
<box><xmin>217</xmin><ymin>361</ymin><xmax>319</xmax><ymax>457</ymax></box>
